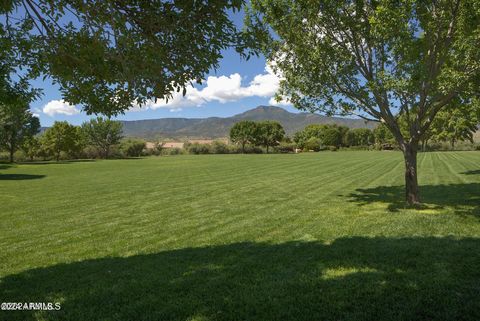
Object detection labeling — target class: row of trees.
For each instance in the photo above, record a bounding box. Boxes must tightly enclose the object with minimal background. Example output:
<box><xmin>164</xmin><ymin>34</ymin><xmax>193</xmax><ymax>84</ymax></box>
<box><xmin>0</xmin><ymin>110</ymin><xmax>146</xmax><ymax>161</ymax></box>
<box><xmin>229</xmin><ymin>120</ymin><xmax>285</xmax><ymax>153</ymax></box>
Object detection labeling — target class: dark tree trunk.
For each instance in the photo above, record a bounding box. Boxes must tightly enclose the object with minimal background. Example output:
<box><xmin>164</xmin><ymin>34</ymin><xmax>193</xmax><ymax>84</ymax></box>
<box><xmin>402</xmin><ymin>143</ymin><xmax>420</xmax><ymax>205</ymax></box>
<box><xmin>266</xmin><ymin>145</ymin><xmax>269</xmax><ymax>154</ymax></box>
<box><xmin>9</xmin><ymin>147</ymin><xmax>14</xmax><ymax>163</ymax></box>
<box><xmin>242</xmin><ymin>141</ymin><xmax>246</xmax><ymax>153</ymax></box>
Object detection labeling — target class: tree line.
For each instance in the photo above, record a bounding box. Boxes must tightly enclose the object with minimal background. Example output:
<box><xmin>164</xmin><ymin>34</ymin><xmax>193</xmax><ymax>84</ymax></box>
<box><xmin>0</xmin><ymin>104</ymin><xmax>150</xmax><ymax>162</ymax></box>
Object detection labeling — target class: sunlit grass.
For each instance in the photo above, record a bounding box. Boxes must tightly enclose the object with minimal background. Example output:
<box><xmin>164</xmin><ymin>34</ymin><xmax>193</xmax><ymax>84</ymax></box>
<box><xmin>1</xmin><ymin>151</ymin><xmax>479</xmax><ymax>320</ymax></box>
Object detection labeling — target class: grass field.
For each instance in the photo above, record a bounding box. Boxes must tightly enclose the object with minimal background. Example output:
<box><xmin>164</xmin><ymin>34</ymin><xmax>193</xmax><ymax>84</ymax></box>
<box><xmin>1</xmin><ymin>151</ymin><xmax>480</xmax><ymax>321</ymax></box>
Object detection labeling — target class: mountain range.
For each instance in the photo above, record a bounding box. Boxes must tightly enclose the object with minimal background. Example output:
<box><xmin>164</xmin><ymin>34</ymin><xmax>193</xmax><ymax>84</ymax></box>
<box><xmin>120</xmin><ymin>106</ymin><xmax>376</xmax><ymax>139</ymax></box>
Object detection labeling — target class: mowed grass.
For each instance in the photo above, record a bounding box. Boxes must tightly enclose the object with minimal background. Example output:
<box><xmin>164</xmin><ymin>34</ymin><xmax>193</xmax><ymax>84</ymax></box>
<box><xmin>1</xmin><ymin>151</ymin><xmax>479</xmax><ymax>321</ymax></box>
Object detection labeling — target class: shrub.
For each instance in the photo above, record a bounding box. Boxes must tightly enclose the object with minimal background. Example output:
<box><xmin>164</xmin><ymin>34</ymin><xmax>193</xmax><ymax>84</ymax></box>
<box><xmin>161</xmin><ymin>147</ymin><xmax>184</xmax><ymax>156</ymax></box>
<box><xmin>275</xmin><ymin>142</ymin><xmax>296</xmax><ymax>153</ymax></box>
<box><xmin>120</xmin><ymin>139</ymin><xmax>146</xmax><ymax>157</ymax></box>
<box><xmin>210</xmin><ymin>141</ymin><xmax>230</xmax><ymax>154</ymax></box>
<box><xmin>304</xmin><ymin>137</ymin><xmax>322</xmax><ymax>152</ymax></box>
<box><xmin>328</xmin><ymin>146</ymin><xmax>338</xmax><ymax>151</ymax></box>
<box><xmin>187</xmin><ymin>143</ymin><xmax>211</xmax><ymax>154</ymax></box>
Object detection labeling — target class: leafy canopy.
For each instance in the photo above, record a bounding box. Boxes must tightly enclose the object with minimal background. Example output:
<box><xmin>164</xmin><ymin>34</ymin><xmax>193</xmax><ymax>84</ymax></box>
<box><xmin>247</xmin><ymin>0</ymin><xmax>480</xmax><ymax>147</ymax></box>
<box><xmin>1</xmin><ymin>0</ymin><xmax>254</xmax><ymax>115</ymax></box>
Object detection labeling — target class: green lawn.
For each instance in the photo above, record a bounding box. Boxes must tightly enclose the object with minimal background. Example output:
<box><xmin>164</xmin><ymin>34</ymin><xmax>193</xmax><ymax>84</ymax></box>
<box><xmin>1</xmin><ymin>151</ymin><xmax>479</xmax><ymax>321</ymax></box>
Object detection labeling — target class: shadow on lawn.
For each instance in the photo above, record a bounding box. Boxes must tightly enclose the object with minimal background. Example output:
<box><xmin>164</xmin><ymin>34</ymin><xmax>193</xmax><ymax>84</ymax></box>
<box><xmin>461</xmin><ymin>169</ymin><xmax>480</xmax><ymax>175</ymax></box>
<box><xmin>347</xmin><ymin>183</ymin><xmax>480</xmax><ymax>215</ymax></box>
<box><xmin>0</xmin><ymin>174</ymin><xmax>45</xmax><ymax>180</ymax></box>
<box><xmin>1</xmin><ymin>237</ymin><xmax>479</xmax><ymax>321</ymax></box>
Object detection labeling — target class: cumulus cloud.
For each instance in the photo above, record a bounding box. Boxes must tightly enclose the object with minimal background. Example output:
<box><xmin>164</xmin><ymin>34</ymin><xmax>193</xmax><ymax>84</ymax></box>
<box><xmin>43</xmin><ymin>100</ymin><xmax>80</xmax><ymax>116</ymax></box>
<box><xmin>134</xmin><ymin>63</ymin><xmax>286</xmax><ymax>112</ymax></box>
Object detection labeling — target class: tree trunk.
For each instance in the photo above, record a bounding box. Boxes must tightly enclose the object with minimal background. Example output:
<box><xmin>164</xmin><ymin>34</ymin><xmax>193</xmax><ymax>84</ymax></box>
<box><xmin>266</xmin><ymin>145</ymin><xmax>269</xmax><ymax>153</ymax></box>
<box><xmin>242</xmin><ymin>141</ymin><xmax>245</xmax><ymax>154</ymax></box>
<box><xmin>402</xmin><ymin>143</ymin><xmax>420</xmax><ymax>205</ymax></box>
<box><xmin>9</xmin><ymin>147</ymin><xmax>14</xmax><ymax>163</ymax></box>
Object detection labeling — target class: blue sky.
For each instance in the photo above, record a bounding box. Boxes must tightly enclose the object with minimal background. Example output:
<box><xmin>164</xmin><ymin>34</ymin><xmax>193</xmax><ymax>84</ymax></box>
<box><xmin>26</xmin><ymin>10</ymin><xmax>299</xmax><ymax>127</ymax></box>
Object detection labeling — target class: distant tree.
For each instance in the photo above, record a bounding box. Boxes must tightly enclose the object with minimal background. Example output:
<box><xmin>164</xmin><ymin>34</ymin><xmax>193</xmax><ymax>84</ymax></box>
<box><xmin>427</xmin><ymin>101</ymin><xmax>480</xmax><ymax>149</ymax></box>
<box><xmin>322</xmin><ymin>126</ymin><xmax>343</xmax><ymax>147</ymax></box>
<box><xmin>42</xmin><ymin>121</ymin><xmax>82</xmax><ymax>161</ymax></box>
<box><xmin>248</xmin><ymin>0</ymin><xmax>480</xmax><ymax>204</ymax></box>
<box><xmin>255</xmin><ymin>121</ymin><xmax>285</xmax><ymax>153</ymax></box>
<box><xmin>21</xmin><ymin>136</ymin><xmax>41</xmax><ymax>161</ymax></box>
<box><xmin>82</xmin><ymin>118</ymin><xmax>123</xmax><ymax>159</ymax></box>
<box><xmin>373</xmin><ymin>125</ymin><xmax>395</xmax><ymax>146</ymax></box>
<box><xmin>346</xmin><ymin>128</ymin><xmax>375</xmax><ymax>147</ymax></box>
<box><xmin>0</xmin><ymin>101</ymin><xmax>40</xmax><ymax>163</ymax></box>
<box><xmin>294</xmin><ymin>124</ymin><xmax>344</xmax><ymax>149</ymax></box>
<box><xmin>230</xmin><ymin>120</ymin><xmax>257</xmax><ymax>153</ymax></box>
<box><xmin>120</xmin><ymin>138</ymin><xmax>146</xmax><ymax>157</ymax></box>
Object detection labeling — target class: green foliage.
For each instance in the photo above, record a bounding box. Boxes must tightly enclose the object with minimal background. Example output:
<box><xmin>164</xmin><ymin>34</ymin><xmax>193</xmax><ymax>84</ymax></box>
<box><xmin>303</xmin><ymin>137</ymin><xmax>322</xmax><ymax>152</ymax></box>
<box><xmin>186</xmin><ymin>143</ymin><xmax>212</xmax><ymax>155</ymax></box>
<box><xmin>248</xmin><ymin>0</ymin><xmax>480</xmax><ymax>203</ymax></box>
<box><xmin>41</xmin><ymin>121</ymin><xmax>82</xmax><ymax>161</ymax></box>
<box><xmin>230</xmin><ymin>120</ymin><xmax>258</xmax><ymax>153</ymax></box>
<box><xmin>0</xmin><ymin>98</ymin><xmax>40</xmax><ymax>162</ymax></box>
<box><xmin>294</xmin><ymin>124</ymin><xmax>345</xmax><ymax>149</ymax></box>
<box><xmin>211</xmin><ymin>141</ymin><xmax>230</xmax><ymax>154</ymax></box>
<box><xmin>345</xmin><ymin>128</ymin><xmax>375</xmax><ymax>147</ymax></box>
<box><xmin>274</xmin><ymin>141</ymin><xmax>296</xmax><ymax>153</ymax></box>
<box><xmin>81</xmin><ymin>118</ymin><xmax>123</xmax><ymax>159</ymax></box>
<box><xmin>427</xmin><ymin>100</ymin><xmax>480</xmax><ymax>148</ymax></box>
<box><xmin>120</xmin><ymin>139</ymin><xmax>146</xmax><ymax>157</ymax></box>
<box><xmin>1</xmin><ymin>0</ymin><xmax>254</xmax><ymax>115</ymax></box>
<box><xmin>21</xmin><ymin>136</ymin><xmax>41</xmax><ymax>161</ymax></box>
<box><xmin>373</xmin><ymin>124</ymin><xmax>396</xmax><ymax>146</ymax></box>
<box><xmin>254</xmin><ymin>121</ymin><xmax>285</xmax><ymax>153</ymax></box>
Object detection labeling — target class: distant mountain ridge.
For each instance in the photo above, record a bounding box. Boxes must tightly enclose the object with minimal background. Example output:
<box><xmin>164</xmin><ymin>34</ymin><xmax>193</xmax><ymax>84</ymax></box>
<box><xmin>120</xmin><ymin>106</ymin><xmax>377</xmax><ymax>139</ymax></box>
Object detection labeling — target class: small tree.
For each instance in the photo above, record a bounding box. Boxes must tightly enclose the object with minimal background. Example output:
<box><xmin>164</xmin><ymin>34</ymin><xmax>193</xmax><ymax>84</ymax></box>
<box><xmin>230</xmin><ymin>120</ymin><xmax>257</xmax><ymax>153</ymax></box>
<box><xmin>120</xmin><ymin>138</ymin><xmax>146</xmax><ymax>157</ymax></box>
<box><xmin>255</xmin><ymin>121</ymin><xmax>285</xmax><ymax>153</ymax></box>
<box><xmin>21</xmin><ymin>136</ymin><xmax>41</xmax><ymax>161</ymax></box>
<box><xmin>82</xmin><ymin>117</ymin><xmax>123</xmax><ymax>159</ymax></box>
<box><xmin>0</xmin><ymin>101</ymin><xmax>40</xmax><ymax>162</ymax></box>
<box><xmin>42</xmin><ymin>121</ymin><xmax>82</xmax><ymax>161</ymax></box>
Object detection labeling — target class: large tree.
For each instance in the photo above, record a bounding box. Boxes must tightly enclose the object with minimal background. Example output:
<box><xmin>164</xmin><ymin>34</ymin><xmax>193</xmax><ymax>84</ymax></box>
<box><xmin>1</xmin><ymin>0</ymin><xmax>253</xmax><ymax>115</ymax></box>
<box><xmin>42</xmin><ymin>121</ymin><xmax>82</xmax><ymax>161</ymax></box>
<box><xmin>248</xmin><ymin>0</ymin><xmax>480</xmax><ymax>204</ymax></box>
<box><xmin>82</xmin><ymin>117</ymin><xmax>123</xmax><ymax>159</ymax></box>
<box><xmin>255</xmin><ymin>121</ymin><xmax>285</xmax><ymax>153</ymax></box>
<box><xmin>0</xmin><ymin>81</ymin><xmax>40</xmax><ymax>162</ymax></box>
<box><xmin>230</xmin><ymin>120</ymin><xmax>258</xmax><ymax>153</ymax></box>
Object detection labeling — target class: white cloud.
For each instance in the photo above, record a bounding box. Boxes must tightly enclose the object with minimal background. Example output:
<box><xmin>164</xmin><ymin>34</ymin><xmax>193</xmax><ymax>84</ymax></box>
<box><xmin>43</xmin><ymin>100</ymin><xmax>80</xmax><ymax>116</ymax></box>
<box><xmin>133</xmin><ymin>63</ymin><xmax>286</xmax><ymax>112</ymax></box>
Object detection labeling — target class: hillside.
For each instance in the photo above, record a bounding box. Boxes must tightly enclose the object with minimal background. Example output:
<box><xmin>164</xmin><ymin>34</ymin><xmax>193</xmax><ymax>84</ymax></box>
<box><xmin>121</xmin><ymin>106</ymin><xmax>376</xmax><ymax>139</ymax></box>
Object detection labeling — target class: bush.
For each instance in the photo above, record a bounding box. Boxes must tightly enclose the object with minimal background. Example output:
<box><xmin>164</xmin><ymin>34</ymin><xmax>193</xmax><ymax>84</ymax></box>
<box><xmin>304</xmin><ymin>137</ymin><xmax>322</xmax><ymax>152</ymax></box>
<box><xmin>161</xmin><ymin>147</ymin><xmax>184</xmax><ymax>156</ymax></box>
<box><xmin>187</xmin><ymin>143</ymin><xmax>211</xmax><ymax>154</ymax></box>
<box><xmin>120</xmin><ymin>139</ymin><xmax>146</xmax><ymax>157</ymax></box>
<box><xmin>210</xmin><ymin>141</ymin><xmax>230</xmax><ymax>154</ymax></box>
<box><xmin>243</xmin><ymin>145</ymin><xmax>264</xmax><ymax>154</ymax></box>
<box><xmin>328</xmin><ymin>146</ymin><xmax>338</xmax><ymax>151</ymax></box>
<box><xmin>275</xmin><ymin>142</ymin><xmax>296</xmax><ymax>153</ymax></box>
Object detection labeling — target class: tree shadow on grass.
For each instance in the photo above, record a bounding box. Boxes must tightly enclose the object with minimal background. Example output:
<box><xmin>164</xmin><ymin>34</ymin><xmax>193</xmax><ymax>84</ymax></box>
<box><xmin>1</xmin><ymin>237</ymin><xmax>479</xmax><ymax>321</ymax></box>
<box><xmin>0</xmin><ymin>174</ymin><xmax>45</xmax><ymax>180</ymax></box>
<box><xmin>461</xmin><ymin>170</ymin><xmax>480</xmax><ymax>175</ymax></box>
<box><xmin>346</xmin><ymin>183</ymin><xmax>480</xmax><ymax>216</ymax></box>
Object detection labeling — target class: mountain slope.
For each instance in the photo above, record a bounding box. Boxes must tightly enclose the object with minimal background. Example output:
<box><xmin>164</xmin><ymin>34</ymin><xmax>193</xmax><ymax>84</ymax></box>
<box><xmin>121</xmin><ymin>106</ymin><xmax>376</xmax><ymax>139</ymax></box>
